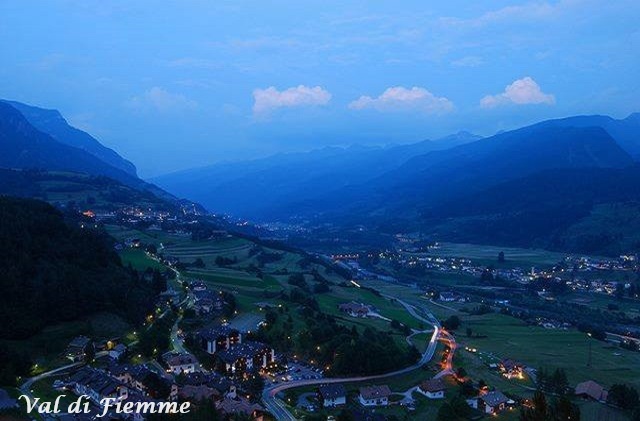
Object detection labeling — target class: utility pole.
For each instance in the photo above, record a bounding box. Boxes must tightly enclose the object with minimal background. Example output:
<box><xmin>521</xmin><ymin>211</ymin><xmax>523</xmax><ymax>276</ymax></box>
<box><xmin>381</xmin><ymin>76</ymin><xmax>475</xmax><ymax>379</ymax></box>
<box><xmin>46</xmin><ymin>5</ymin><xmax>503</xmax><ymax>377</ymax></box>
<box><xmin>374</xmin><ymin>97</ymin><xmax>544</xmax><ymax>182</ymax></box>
<box><xmin>587</xmin><ymin>333</ymin><xmax>592</xmax><ymax>367</ymax></box>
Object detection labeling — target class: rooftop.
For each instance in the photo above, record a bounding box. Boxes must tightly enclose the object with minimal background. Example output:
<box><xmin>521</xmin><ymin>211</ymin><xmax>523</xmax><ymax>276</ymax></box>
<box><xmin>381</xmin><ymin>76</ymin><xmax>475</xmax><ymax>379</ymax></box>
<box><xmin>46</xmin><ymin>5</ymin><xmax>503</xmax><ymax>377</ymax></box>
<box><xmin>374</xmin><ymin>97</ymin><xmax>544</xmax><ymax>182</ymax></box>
<box><xmin>319</xmin><ymin>384</ymin><xmax>346</xmax><ymax>400</ymax></box>
<box><xmin>420</xmin><ymin>378</ymin><xmax>446</xmax><ymax>393</ymax></box>
<box><xmin>481</xmin><ymin>391</ymin><xmax>509</xmax><ymax>407</ymax></box>
<box><xmin>359</xmin><ymin>385</ymin><xmax>391</xmax><ymax>400</ymax></box>
<box><xmin>575</xmin><ymin>380</ymin><xmax>607</xmax><ymax>401</ymax></box>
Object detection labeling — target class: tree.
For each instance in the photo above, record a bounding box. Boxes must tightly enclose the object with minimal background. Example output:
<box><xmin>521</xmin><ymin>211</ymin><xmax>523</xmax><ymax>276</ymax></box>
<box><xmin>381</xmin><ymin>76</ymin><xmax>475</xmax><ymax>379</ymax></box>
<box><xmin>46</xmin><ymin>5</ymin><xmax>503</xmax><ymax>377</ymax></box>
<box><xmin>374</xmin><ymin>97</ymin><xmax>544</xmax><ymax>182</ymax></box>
<box><xmin>84</xmin><ymin>342</ymin><xmax>95</xmax><ymax>362</ymax></box>
<box><xmin>520</xmin><ymin>390</ymin><xmax>580</xmax><ymax>421</ymax></box>
<box><xmin>549</xmin><ymin>368</ymin><xmax>569</xmax><ymax>394</ymax></box>
<box><xmin>466</xmin><ymin>327</ymin><xmax>473</xmax><ymax>337</ymax></box>
<box><xmin>520</xmin><ymin>390</ymin><xmax>549</xmax><ymax>421</ymax></box>
<box><xmin>498</xmin><ymin>251</ymin><xmax>506</xmax><ymax>262</ymax></box>
<box><xmin>336</xmin><ymin>409</ymin><xmax>355</xmax><ymax>421</ymax></box>
<box><xmin>242</xmin><ymin>369</ymin><xmax>265</xmax><ymax>402</ymax></box>
<box><xmin>481</xmin><ymin>269</ymin><xmax>495</xmax><ymax>282</ymax></box>
<box><xmin>443</xmin><ymin>315</ymin><xmax>461</xmax><ymax>330</ymax></box>
<box><xmin>437</xmin><ymin>396</ymin><xmax>472</xmax><ymax>421</ymax></box>
<box><xmin>539</xmin><ymin>368</ymin><xmax>569</xmax><ymax>394</ymax></box>
<box><xmin>608</xmin><ymin>384</ymin><xmax>640</xmax><ymax>410</ymax></box>
<box><xmin>551</xmin><ymin>395</ymin><xmax>581</xmax><ymax>421</ymax></box>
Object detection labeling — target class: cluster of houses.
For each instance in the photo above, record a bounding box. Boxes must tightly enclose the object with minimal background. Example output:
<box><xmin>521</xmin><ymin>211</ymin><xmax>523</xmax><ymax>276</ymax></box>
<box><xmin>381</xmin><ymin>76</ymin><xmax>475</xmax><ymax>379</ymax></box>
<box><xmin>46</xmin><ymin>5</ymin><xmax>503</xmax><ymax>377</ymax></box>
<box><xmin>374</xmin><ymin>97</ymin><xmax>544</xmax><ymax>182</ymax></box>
<box><xmin>63</xmin><ymin>362</ymin><xmax>266</xmax><ymax>420</ymax></box>
<box><xmin>190</xmin><ymin>281</ymin><xmax>225</xmax><ymax>316</ymax></box>
<box><xmin>197</xmin><ymin>325</ymin><xmax>275</xmax><ymax>376</ymax></box>
<box><xmin>64</xmin><ymin>366</ymin><xmax>163</xmax><ymax>421</ymax></box>
<box><xmin>337</xmin><ymin>302</ymin><xmax>373</xmax><ymax>318</ymax></box>
<box><xmin>314</xmin><ymin>378</ymin><xmax>448</xmax><ymax>411</ymax></box>
<box><xmin>162</xmin><ymin>352</ymin><xmax>198</xmax><ymax>375</ymax></box>
<box><xmin>312</xmin><ymin>375</ymin><xmax>519</xmax><ymax>416</ymax></box>
<box><xmin>316</xmin><ymin>384</ymin><xmax>393</xmax><ymax>409</ymax></box>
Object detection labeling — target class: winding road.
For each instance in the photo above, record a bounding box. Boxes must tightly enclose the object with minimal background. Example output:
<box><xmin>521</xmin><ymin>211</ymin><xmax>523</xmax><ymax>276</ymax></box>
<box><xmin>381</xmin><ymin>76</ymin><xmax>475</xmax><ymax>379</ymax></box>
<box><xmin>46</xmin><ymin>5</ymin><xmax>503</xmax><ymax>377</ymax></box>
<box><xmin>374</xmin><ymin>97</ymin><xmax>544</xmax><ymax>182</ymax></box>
<box><xmin>261</xmin><ymin>296</ymin><xmax>453</xmax><ymax>421</ymax></box>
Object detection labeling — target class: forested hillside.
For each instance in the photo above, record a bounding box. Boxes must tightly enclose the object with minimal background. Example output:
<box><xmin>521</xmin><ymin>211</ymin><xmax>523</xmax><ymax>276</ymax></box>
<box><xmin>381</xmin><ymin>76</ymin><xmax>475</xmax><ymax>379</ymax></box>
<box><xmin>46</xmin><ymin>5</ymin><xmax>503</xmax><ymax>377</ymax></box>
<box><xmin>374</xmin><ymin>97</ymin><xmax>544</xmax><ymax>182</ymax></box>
<box><xmin>0</xmin><ymin>196</ymin><xmax>157</xmax><ymax>339</ymax></box>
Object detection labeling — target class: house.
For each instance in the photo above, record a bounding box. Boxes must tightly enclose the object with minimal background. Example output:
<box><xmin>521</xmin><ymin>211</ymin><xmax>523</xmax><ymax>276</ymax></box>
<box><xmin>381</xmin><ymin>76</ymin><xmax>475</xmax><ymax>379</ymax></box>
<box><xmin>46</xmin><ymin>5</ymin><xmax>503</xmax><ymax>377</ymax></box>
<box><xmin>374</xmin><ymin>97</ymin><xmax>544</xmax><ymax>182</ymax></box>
<box><xmin>417</xmin><ymin>378</ymin><xmax>446</xmax><ymax>399</ymax></box>
<box><xmin>108</xmin><ymin>344</ymin><xmax>127</xmax><ymax>361</ymax></box>
<box><xmin>318</xmin><ymin>384</ymin><xmax>346</xmax><ymax>407</ymax></box>
<box><xmin>65</xmin><ymin>336</ymin><xmax>93</xmax><ymax>362</ymax></box>
<box><xmin>216</xmin><ymin>396</ymin><xmax>265</xmax><ymax>420</ymax></box>
<box><xmin>0</xmin><ymin>389</ymin><xmax>17</xmax><ymax>410</ymax></box>
<box><xmin>216</xmin><ymin>341</ymin><xmax>274</xmax><ymax>374</ymax></box>
<box><xmin>179</xmin><ymin>384</ymin><xmax>220</xmax><ymax>402</ymax></box>
<box><xmin>179</xmin><ymin>372</ymin><xmax>233</xmax><ymax>397</ymax></box>
<box><xmin>194</xmin><ymin>298</ymin><xmax>215</xmax><ymax>315</ymax></box>
<box><xmin>68</xmin><ymin>367</ymin><xmax>128</xmax><ymax>406</ymax></box>
<box><xmin>199</xmin><ymin>326</ymin><xmax>242</xmax><ymax>354</ymax></box>
<box><xmin>439</xmin><ymin>292</ymin><xmax>456</xmax><ymax>302</ymax></box>
<box><xmin>499</xmin><ymin>359</ymin><xmax>524</xmax><ymax>379</ymax></box>
<box><xmin>479</xmin><ymin>391</ymin><xmax>509</xmax><ymax>414</ymax></box>
<box><xmin>358</xmin><ymin>385</ymin><xmax>391</xmax><ymax>406</ymax></box>
<box><xmin>338</xmin><ymin>302</ymin><xmax>370</xmax><ymax>318</ymax></box>
<box><xmin>575</xmin><ymin>380</ymin><xmax>608</xmax><ymax>402</ymax></box>
<box><xmin>108</xmin><ymin>364</ymin><xmax>178</xmax><ymax>401</ymax></box>
<box><xmin>163</xmin><ymin>352</ymin><xmax>198</xmax><ymax>374</ymax></box>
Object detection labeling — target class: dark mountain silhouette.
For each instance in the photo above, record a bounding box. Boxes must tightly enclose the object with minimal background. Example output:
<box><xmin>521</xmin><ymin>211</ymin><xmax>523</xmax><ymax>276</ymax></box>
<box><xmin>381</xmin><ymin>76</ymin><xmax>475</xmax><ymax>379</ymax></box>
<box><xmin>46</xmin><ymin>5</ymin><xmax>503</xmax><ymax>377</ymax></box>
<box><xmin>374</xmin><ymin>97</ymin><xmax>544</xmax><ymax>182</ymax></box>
<box><xmin>4</xmin><ymin>100</ymin><xmax>138</xmax><ymax>176</ymax></box>
<box><xmin>423</xmin><ymin>166</ymin><xmax>640</xmax><ymax>254</ymax></box>
<box><xmin>0</xmin><ymin>101</ymin><xmax>174</xmax><ymax>201</ymax></box>
<box><xmin>287</xmin><ymin>125</ymin><xmax>634</xmax><ymax>224</ymax></box>
<box><xmin>533</xmin><ymin>113</ymin><xmax>640</xmax><ymax>159</ymax></box>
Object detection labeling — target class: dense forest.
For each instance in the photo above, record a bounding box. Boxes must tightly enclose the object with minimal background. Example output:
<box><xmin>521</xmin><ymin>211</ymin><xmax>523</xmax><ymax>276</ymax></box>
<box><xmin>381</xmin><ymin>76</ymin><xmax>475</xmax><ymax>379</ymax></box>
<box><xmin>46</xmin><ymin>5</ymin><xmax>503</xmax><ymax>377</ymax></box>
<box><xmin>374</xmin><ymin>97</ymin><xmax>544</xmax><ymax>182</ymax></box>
<box><xmin>0</xmin><ymin>196</ymin><xmax>157</xmax><ymax>339</ymax></box>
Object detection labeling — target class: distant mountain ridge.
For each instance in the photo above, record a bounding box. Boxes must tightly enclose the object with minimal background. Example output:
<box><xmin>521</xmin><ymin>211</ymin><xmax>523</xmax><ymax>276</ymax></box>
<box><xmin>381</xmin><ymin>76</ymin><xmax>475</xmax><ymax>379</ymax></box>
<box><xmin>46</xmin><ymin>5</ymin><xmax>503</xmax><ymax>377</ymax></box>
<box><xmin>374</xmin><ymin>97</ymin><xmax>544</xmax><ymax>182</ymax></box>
<box><xmin>3</xmin><ymin>100</ymin><xmax>137</xmax><ymax>176</ymax></box>
<box><xmin>0</xmin><ymin>100</ymin><xmax>175</xmax><ymax>203</ymax></box>
<box><xmin>152</xmin><ymin>131</ymin><xmax>482</xmax><ymax>218</ymax></box>
<box><xmin>154</xmin><ymin>111</ymin><xmax>640</xmax><ymax>255</ymax></box>
<box><xmin>533</xmin><ymin>113</ymin><xmax>640</xmax><ymax>159</ymax></box>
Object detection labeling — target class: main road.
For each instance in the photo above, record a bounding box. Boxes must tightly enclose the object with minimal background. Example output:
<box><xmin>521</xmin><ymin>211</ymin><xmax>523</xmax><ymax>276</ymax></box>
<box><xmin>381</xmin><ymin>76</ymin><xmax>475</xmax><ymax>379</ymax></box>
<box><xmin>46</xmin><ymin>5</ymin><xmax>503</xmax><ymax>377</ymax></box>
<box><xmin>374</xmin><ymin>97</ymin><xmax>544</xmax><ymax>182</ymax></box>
<box><xmin>261</xmin><ymin>297</ymin><xmax>452</xmax><ymax>421</ymax></box>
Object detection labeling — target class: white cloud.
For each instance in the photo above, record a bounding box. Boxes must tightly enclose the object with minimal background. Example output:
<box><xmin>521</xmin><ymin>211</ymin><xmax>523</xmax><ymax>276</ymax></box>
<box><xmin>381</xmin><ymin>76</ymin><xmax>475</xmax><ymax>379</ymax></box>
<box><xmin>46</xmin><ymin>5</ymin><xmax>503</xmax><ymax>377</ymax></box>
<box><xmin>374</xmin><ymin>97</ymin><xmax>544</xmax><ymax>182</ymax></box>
<box><xmin>349</xmin><ymin>86</ymin><xmax>454</xmax><ymax>113</ymax></box>
<box><xmin>451</xmin><ymin>56</ymin><xmax>484</xmax><ymax>68</ymax></box>
<box><xmin>480</xmin><ymin>77</ymin><xmax>555</xmax><ymax>108</ymax></box>
<box><xmin>252</xmin><ymin>85</ymin><xmax>331</xmax><ymax>115</ymax></box>
<box><xmin>127</xmin><ymin>87</ymin><xmax>197</xmax><ymax>112</ymax></box>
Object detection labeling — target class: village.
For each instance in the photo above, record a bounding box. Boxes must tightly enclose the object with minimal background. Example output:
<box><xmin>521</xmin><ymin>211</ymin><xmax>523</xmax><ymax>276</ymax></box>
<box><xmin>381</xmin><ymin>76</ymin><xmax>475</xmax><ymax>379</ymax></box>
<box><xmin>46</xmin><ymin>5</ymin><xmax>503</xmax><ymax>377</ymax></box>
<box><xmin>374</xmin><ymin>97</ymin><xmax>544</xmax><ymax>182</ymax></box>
<box><xmin>3</xmin><ymin>203</ymin><xmax>639</xmax><ymax>421</ymax></box>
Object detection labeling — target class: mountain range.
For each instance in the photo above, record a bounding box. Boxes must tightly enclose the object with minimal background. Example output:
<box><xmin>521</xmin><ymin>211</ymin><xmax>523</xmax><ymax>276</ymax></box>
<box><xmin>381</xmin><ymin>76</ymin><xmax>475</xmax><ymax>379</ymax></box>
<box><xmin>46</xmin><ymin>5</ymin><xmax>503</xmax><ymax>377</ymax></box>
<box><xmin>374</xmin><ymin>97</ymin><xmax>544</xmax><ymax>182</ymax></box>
<box><xmin>154</xmin><ymin>113</ymin><xmax>640</xmax><ymax>255</ymax></box>
<box><xmin>152</xmin><ymin>131</ymin><xmax>482</xmax><ymax>218</ymax></box>
<box><xmin>2</xmin><ymin>97</ymin><xmax>639</xmax><ymax>255</ymax></box>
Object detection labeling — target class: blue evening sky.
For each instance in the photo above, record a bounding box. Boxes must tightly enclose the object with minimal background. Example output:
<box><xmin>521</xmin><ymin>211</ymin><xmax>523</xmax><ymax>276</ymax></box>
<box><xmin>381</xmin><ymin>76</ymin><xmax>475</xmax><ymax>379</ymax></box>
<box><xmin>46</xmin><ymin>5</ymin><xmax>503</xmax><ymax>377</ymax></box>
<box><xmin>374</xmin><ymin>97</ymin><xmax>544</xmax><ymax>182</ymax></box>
<box><xmin>1</xmin><ymin>1</ymin><xmax>638</xmax><ymax>177</ymax></box>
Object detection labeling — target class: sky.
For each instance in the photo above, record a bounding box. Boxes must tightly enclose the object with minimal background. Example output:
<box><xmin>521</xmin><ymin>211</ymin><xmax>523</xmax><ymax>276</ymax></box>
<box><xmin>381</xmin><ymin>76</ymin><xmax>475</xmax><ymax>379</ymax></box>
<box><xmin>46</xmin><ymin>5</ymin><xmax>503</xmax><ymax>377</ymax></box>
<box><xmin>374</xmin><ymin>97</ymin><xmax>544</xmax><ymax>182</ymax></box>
<box><xmin>1</xmin><ymin>0</ymin><xmax>639</xmax><ymax>177</ymax></box>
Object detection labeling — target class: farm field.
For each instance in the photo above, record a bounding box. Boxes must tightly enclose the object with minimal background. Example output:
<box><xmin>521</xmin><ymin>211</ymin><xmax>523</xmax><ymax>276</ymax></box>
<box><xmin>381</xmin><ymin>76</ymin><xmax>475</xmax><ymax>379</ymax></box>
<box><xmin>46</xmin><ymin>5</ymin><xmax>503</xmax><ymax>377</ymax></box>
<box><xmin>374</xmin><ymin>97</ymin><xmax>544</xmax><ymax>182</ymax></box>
<box><xmin>564</xmin><ymin>292</ymin><xmax>640</xmax><ymax>316</ymax></box>
<box><xmin>456</xmin><ymin>312</ymin><xmax>640</xmax><ymax>390</ymax></box>
<box><xmin>316</xmin><ymin>286</ymin><xmax>424</xmax><ymax>330</ymax></box>
<box><xmin>119</xmin><ymin>248</ymin><xmax>165</xmax><ymax>271</ymax></box>
<box><xmin>431</xmin><ymin>242</ymin><xmax>568</xmax><ymax>268</ymax></box>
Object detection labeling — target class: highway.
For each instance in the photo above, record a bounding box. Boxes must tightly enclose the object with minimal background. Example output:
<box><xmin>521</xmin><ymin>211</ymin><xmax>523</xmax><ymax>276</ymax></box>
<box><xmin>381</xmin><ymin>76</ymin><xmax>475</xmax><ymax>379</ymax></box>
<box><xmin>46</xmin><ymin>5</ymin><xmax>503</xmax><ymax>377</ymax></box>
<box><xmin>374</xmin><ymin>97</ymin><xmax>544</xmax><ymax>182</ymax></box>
<box><xmin>261</xmin><ymin>297</ymin><xmax>449</xmax><ymax>420</ymax></box>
